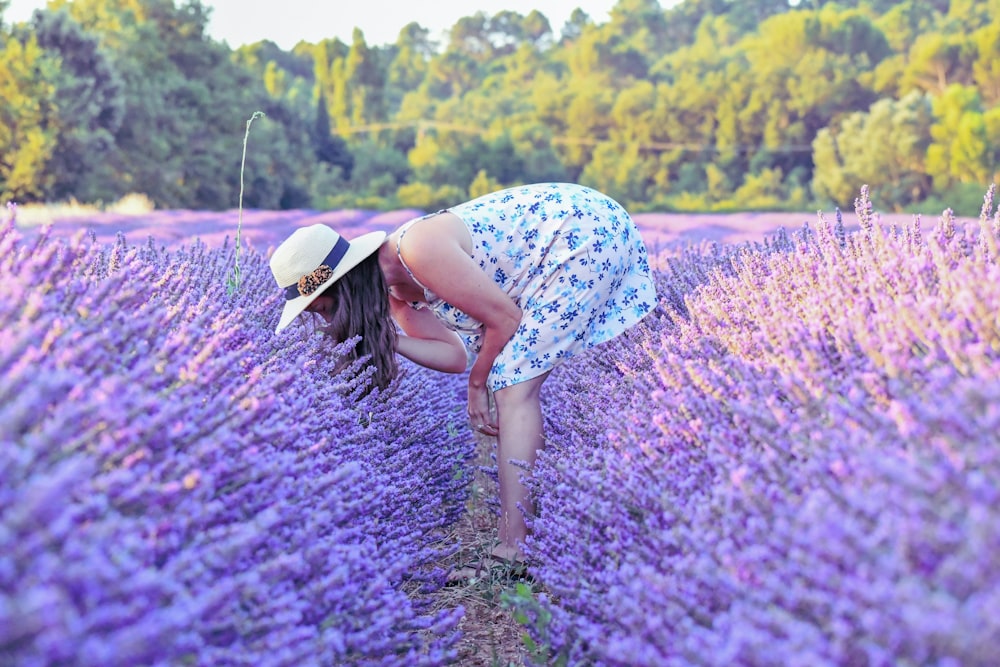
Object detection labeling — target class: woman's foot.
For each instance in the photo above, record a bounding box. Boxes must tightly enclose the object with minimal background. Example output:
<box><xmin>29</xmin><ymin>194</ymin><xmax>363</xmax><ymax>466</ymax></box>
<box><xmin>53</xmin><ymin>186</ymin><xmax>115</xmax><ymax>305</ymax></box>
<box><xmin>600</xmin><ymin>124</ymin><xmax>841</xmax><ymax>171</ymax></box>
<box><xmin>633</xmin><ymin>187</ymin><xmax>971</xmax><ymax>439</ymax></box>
<box><xmin>489</xmin><ymin>543</ymin><xmax>523</xmax><ymax>564</ymax></box>
<box><xmin>446</xmin><ymin>546</ymin><xmax>530</xmax><ymax>584</ymax></box>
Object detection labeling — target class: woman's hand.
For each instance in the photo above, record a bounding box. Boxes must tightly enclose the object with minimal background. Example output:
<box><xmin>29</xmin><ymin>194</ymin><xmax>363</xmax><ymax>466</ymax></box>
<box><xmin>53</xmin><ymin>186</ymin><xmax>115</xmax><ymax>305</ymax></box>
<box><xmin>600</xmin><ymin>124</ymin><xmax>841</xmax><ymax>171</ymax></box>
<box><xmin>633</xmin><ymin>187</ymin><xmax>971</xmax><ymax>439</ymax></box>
<box><xmin>395</xmin><ymin>212</ymin><xmax>518</xmax><ymax>439</ymax></box>
<box><xmin>468</xmin><ymin>382</ymin><xmax>498</xmax><ymax>437</ymax></box>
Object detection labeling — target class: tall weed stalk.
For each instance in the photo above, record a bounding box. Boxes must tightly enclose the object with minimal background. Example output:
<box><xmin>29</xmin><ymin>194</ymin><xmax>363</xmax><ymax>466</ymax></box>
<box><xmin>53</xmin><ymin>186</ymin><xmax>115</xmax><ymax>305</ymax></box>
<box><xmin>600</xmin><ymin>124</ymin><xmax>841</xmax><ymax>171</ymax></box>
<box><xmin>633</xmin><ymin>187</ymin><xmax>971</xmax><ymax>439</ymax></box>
<box><xmin>227</xmin><ymin>110</ymin><xmax>265</xmax><ymax>295</ymax></box>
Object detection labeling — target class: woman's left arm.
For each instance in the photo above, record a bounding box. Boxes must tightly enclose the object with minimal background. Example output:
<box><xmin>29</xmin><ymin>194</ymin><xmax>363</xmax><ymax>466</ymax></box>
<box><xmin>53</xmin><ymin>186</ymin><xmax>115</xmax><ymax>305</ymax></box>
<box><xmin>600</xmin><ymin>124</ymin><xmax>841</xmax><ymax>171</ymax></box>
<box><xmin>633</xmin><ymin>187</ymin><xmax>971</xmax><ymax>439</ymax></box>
<box><xmin>389</xmin><ymin>293</ymin><xmax>469</xmax><ymax>373</ymax></box>
<box><xmin>398</xmin><ymin>214</ymin><xmax>522</xmax><ymax>433</ymax></box>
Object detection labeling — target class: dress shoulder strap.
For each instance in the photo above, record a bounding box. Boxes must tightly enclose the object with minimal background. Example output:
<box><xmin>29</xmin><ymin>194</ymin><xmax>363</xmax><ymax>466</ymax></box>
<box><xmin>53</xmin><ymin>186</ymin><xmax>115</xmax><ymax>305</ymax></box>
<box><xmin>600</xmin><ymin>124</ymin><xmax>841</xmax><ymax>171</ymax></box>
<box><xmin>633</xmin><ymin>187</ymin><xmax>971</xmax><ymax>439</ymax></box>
<box><xmin>395</xmin><ymin>218</ymin><xmax>433</xmax><ymax>291</ymax></box>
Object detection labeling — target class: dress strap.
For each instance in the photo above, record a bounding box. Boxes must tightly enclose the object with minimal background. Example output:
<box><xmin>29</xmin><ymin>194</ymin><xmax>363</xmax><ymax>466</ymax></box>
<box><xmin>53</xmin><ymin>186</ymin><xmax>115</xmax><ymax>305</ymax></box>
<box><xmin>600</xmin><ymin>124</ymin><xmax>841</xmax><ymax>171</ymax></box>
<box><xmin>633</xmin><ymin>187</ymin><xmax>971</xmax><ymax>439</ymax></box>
<box><xmin>396</xmin><ymin>218</ymin><xmax>433</xmax><ymax>292</ymax></box>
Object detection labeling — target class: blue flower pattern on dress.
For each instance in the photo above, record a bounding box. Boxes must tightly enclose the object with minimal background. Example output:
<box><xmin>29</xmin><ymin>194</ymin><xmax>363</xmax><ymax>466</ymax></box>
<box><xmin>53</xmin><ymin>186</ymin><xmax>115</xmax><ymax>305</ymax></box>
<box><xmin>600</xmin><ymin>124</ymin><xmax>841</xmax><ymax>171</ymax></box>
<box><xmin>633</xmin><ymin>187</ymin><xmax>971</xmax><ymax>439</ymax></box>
<box><xmin>399</xmin><ymin>183</ymin><xmax>656</xmax><ymax>391</ymax></box>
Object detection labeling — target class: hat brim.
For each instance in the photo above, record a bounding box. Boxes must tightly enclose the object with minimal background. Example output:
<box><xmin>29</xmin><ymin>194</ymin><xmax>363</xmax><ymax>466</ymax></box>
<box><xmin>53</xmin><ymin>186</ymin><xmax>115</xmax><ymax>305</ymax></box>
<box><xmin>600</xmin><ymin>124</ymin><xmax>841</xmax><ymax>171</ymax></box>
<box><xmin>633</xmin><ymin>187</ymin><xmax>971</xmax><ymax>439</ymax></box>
<box><xmin>275</xmin><ymin>230</ymin><xmax>387</xmax><ymax>332</ymax></box>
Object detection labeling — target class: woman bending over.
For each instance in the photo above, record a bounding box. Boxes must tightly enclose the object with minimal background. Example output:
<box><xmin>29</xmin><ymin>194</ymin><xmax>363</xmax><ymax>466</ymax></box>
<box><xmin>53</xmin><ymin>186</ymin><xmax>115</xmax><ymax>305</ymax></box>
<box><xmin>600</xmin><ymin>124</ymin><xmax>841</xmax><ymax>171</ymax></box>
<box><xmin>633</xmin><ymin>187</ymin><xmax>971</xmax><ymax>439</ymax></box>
<box><xmin>270</xmin><ymin>183</ymin><xmax>657</xmax><ymax>563</ymax></box>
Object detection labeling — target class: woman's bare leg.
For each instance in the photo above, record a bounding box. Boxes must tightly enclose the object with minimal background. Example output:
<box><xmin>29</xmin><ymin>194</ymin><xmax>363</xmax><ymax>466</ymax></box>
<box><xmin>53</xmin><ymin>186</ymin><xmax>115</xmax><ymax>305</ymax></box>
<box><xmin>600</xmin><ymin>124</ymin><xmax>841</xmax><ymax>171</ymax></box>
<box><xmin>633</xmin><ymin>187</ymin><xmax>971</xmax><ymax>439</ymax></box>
<box><xmin>492</xmin><ymin>371</ymin><xmax>550</xmax><ymax>560</ymax></box>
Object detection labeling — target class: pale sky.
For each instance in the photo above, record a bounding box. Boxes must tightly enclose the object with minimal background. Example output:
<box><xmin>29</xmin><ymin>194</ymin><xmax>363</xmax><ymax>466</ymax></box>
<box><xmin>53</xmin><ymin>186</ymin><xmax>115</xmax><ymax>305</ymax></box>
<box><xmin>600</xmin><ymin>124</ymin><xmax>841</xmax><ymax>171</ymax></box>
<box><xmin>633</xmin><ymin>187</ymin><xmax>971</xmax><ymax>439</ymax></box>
<box><xmin>2</xmin><ymin>0</ymin><xmax>650</xmax><ymax>49</ymax></box>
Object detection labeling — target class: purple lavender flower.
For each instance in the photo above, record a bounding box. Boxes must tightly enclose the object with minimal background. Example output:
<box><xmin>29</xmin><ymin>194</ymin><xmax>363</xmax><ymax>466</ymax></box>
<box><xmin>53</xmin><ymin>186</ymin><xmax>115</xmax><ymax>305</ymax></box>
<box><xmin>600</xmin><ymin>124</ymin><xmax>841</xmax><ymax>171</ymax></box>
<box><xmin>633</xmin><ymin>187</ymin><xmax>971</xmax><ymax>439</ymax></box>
<box><xmin>524</xmin><ymin>192</ymin><xmax>1000</xmax><ymax>666</ymax></box>
<box><xmin>1</xmin><ymin>223</ymin><xmax>470</xmax><ymax>665</ymax></box>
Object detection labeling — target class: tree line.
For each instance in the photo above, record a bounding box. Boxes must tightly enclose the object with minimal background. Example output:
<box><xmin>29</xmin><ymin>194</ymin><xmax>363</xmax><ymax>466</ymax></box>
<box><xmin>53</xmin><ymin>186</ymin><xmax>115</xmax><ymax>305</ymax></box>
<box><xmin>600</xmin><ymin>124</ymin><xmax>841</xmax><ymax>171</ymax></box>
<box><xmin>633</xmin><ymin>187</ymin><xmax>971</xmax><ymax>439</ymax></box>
<box><xmin>1</xmin><ymin>0</ymin><xmax>998</xmax><ymax>214</ymax></box>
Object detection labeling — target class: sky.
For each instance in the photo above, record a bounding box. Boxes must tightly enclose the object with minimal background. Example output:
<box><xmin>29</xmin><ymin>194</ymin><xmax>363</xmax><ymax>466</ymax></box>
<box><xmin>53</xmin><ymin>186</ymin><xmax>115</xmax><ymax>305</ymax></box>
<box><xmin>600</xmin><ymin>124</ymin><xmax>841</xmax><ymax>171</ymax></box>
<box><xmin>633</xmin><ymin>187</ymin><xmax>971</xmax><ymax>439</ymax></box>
<box><xmin>3</xmin><ymin>0</ymin><xmax>641</xmax><ymax>49</ymax></box>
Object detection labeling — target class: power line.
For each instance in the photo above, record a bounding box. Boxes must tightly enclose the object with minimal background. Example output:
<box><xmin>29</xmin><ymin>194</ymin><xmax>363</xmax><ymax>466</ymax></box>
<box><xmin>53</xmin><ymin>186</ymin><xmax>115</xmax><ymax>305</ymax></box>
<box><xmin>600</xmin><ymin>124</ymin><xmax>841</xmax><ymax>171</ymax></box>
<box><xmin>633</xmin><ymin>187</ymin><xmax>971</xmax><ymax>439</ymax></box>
<box><xmin>332</xmin><ymin>120</ymin><xmax>813</xmax><ymax>154</ymax></box>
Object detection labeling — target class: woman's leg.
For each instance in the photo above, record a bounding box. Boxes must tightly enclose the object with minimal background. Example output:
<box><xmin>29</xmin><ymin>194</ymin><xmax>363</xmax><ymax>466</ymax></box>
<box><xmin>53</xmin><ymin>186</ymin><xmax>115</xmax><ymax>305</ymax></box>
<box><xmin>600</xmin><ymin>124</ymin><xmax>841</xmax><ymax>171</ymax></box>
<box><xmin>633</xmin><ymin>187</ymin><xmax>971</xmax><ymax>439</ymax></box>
<box><xmin>492</xmin><ymin>371</ymin><xmax>550</xmax><ymax>560</ymax></box>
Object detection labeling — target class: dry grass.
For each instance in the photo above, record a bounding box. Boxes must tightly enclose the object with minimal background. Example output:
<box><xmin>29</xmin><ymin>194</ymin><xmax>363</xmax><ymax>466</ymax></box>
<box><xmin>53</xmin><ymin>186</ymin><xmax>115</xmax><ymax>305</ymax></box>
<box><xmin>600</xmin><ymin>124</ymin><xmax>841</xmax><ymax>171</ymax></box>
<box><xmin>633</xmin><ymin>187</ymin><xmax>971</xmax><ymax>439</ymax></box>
<box><xmin>11</xmin><ymin>193</ymin><xmax>155</xmax><ymax>226</ymax></box>
<box><xmin>430</xmin><ymin>431</ymin><xmax>539</xmax><ymax>667</ymax></box>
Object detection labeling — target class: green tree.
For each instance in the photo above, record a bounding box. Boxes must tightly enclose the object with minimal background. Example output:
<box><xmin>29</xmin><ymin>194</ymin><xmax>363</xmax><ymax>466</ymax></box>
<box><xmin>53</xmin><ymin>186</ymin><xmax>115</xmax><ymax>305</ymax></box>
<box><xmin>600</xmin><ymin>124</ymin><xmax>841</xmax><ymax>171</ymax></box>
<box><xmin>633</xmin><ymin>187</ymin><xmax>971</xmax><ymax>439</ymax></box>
<box><xmin>29</xmin><ymin>8</ymin><xmax>125</xmax><ymax>203</ymax></box>
<box><xmin>560</xmin><ymin>23</ymin><xmax>609</xmax><ymax>81</ymax></box>
<box><xmin>407</xmin><ymin>130</ymin><xmax>527</xmax><ymax>192</ymax></box>
<box><xmin>797</xmin><ymin>0</ymin><xmax>947</xmax><ymax>11</ymax></box>
<box><xmin>468</xmin><ymin>169</ymin><xmax>502</xmax><ymax>198</ymax></box>
<box><xmin>558</xmin><ymin>12</ymin><xmax>655</xmax><ymax>84</ymax></box>
<box><xmin>309</xmin><ymin>37</ymin><xmax>349</xmax><ymax>129</ymax></box>
<box><xmin>483</xmin><ymin>10</ymin><xmax>530</xmax><ymax>57</ymax></box>
<box><xmin>328</xmin><ymin>56</ymin><xmax>350</xmax><ymax>129</ymax></box>
<box><xmin>944</xmin><ymin>0</ymin><xmax>1000</xmax><ymax>32</ymax></box>
<box><xmin>660</xmin><ymin>0</ymin><xmax>728</xmax><ymax>48</ymax></box>
<box><xmin>448</xmin><ymin>9</ymin><xmax>552</xmax><ymax>62</ymax></box>
<box><xmin>659</xmin><ymin>0</ymin><xmax>791</xmax><ymax>49</ymax></box>
<box><xmin>343</xmin><ymin>28</ymin><xmax>385</xmax><ymax>126</ymax></box>
<box><xmin>869</xmin><ymin>1</ymin><xmax>948</xmax><ymax>97</ymax></box>
<box><xmin>738</xmin><ymin>7</ymin><xmax>890</xmax><ymax>185</ymax></box>
<box><xmin>50</xmin><ymin>0</ymin><xmax>319</xmax><ymax>209</ymax></box>
<box><xmin>901</xmin><ymin>32</ymin><xmax>972</xmax><ymax>95</ymax></box>
<box><xmin>246</xmin><ymin>40</ymin><xmax>313</xmax><ymax>78</ymax></box>
<box><xmin>927</xmin><ymin>84</ymin><xmax>1000</xmax><ymax>190</ymax></box>
<box><xmin>558</xmin><ymin>8</ymin><xmax>593</xmax><ymax>44</ymax></box>
<box><xmin>521</xmin><ymin>10</ymin><xmax>554</xmax><ymax>50</ymax></box>
<box><xmin>580</xmin><ymin>81</ymin><xmax>659</xmax><ymax>204</ymax></box>
<box><xmin>346</xmin><ymin>139</ymin><xmax>411</xmax><ymax>200</ymax></box>
<box><xmin>396</xmin><ymin>181</ymin><xmax>465</xmax><ymax>210</ymax></box>
<box><xmin>874</xmin><ymin>1</ymin><xmax>945</xmax><ymax>53</ymax></box>
<box><xmin>234</xmin><ymin>41</ymin><xmax>315</xmax><ymax>110</ymax></box>
<box><xmin>557</xmin><ymin>78</ymin><xmax>616</xmax><ymax>178</ymax></box>
<box><xmin>313</xmin><ymin>91</ymin><xmax>353</xmax><ymax>178</ymax></box>
<box><xmin>580</xmin><ymin>140</ymin><xmax>657</xmax><ymax>206</ymax></box>
<box><xmin>503</xmin><ymin>122</ymin><xmax>567</xmax><ymax>184</ymax></box>
<box><xmin>262</xmin><ymin>60</ymin><xmax>288</xmax><ymax>97</ymax></box>
<box><xmin>729</xmin><ymin>166</ymin><xmax>809</xmax><ymax>211</ymax></box>
<box><xmin>384</xmin><ymin>22</ymin><xmax>434</xmax><ymax>112</ymax></box>
<box><xmin>607</xmin><ymin>0</ymin><xmax>669</xmax><ymax>59</ymax></box>
<box><xmin>726</xmin><ymin>0</ymin><xmax>793</xmax><ymax>32</ymax></box>
<box><xmin>812</xmin><ymin>92</ymin><xmax>934</xmax><ymax>209</ymax></box>
<box><xmin>425</xmin><ymin>35</ymin><xmax>479</xmax><ymax>98</ymax></box>
<box><xmin>447</xmin><ymin>12</ymin><xmax>492</xmax><ymax>62</ymax></box>
<box><xmin>649</xmin><ymin>18</ymin><xmax>750</xmax><ymax>192</ymax></box>
<box><xmin>970</xmin><ymin>20</ymin><xmax>1000</xmax><ymax>105</ymax></box>
<box><xmin>0</xmin><ymin>33</ymin><xmax>59</xmax><ymax>201</ymax></box>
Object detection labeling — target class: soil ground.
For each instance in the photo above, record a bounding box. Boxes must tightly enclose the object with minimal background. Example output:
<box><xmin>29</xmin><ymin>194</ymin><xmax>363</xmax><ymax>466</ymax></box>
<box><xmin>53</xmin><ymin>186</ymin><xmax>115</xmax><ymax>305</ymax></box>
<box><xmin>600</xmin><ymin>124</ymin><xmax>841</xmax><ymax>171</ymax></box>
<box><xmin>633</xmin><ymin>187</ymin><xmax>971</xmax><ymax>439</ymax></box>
<box><xmin>430</xmin><ymin>431</ymin><xmax>537</xmax><ymax>666</ymax></box>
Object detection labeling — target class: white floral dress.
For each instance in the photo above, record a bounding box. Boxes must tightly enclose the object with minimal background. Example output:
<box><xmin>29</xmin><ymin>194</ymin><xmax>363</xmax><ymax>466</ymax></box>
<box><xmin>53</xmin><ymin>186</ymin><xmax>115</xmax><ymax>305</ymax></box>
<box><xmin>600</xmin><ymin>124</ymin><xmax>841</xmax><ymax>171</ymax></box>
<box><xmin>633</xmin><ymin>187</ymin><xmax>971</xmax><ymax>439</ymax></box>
<box><xmin>397</xmin><ymin>182</ymin><xmax>656</xmax><ymax>391</ymax></box>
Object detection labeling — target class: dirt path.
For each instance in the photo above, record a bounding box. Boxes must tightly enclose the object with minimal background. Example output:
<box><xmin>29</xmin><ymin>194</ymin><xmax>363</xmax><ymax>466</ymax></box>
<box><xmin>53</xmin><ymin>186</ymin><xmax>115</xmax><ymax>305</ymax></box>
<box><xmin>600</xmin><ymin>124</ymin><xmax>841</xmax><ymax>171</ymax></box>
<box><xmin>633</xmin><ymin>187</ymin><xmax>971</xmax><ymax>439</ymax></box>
<box><xmin>432</xmin><ymin>433</ymin><xmax>534</xmax><ymax>666</ymax></box>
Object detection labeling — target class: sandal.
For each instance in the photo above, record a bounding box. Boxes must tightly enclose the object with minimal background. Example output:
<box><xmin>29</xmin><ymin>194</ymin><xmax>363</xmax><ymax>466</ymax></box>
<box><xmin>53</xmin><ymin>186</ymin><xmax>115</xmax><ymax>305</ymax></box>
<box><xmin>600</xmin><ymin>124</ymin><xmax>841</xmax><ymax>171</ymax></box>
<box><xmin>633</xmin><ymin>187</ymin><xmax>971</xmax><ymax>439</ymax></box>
<box><xmin>445</xmin><ymin>551</ymin><xmax>532</xmax><ymax>585</ymax></box>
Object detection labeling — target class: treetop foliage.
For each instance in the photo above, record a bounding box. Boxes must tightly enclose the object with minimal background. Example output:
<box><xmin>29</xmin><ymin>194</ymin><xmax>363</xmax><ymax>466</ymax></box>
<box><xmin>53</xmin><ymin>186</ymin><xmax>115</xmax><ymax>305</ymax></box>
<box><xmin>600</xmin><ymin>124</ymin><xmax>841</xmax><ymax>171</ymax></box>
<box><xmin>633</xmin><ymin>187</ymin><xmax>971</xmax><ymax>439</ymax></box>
<box><xmin>1</xmin><ymin>0</ymin><xmax>998</xmax><ymax>214</ymax></box>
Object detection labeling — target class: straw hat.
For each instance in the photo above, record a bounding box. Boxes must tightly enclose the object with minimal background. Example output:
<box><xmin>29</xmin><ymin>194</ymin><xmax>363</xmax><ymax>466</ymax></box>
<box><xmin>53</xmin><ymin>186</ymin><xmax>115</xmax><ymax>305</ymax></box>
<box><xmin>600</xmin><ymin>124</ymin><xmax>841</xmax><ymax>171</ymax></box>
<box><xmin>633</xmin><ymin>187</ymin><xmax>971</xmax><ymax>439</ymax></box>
<box><xmin>270</xmin><ymin>224</ymin><xmax>386</xmax><ymax>332</ymax></box>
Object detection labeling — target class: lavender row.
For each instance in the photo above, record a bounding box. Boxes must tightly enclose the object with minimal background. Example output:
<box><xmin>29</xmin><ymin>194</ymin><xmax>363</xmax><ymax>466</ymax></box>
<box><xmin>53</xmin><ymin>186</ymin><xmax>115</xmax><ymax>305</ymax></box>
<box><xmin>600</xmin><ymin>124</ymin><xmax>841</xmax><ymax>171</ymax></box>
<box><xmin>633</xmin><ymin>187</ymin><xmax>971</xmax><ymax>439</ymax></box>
<box><xmin>526</xmin><ymin>187</ymin><xmax>1000</xmax><ymax>666</ymax></box>
<box><xmin>0</xmin><ymin>220</ymin><xmax>473</xmax><ymax>666</ymax></box>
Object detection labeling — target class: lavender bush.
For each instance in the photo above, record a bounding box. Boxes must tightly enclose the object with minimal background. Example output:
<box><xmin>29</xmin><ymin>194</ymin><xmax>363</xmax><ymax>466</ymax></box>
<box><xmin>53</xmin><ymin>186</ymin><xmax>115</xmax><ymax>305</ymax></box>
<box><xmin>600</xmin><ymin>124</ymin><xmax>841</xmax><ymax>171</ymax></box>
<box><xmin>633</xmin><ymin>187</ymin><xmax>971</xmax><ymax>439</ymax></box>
<box><xmin>0</xmin><ymin>217</ymin><xmax>472</xmax><ymax>666</ymax></box>
<box><xmin>527</xmin><ymin>187</ymin><xmax>1000</xmax><ymax>666</ymax></box>
<box><xmin>7</xmin><ymin>187</ymin><xmax>997</xmax><ymax>665</ymax></box>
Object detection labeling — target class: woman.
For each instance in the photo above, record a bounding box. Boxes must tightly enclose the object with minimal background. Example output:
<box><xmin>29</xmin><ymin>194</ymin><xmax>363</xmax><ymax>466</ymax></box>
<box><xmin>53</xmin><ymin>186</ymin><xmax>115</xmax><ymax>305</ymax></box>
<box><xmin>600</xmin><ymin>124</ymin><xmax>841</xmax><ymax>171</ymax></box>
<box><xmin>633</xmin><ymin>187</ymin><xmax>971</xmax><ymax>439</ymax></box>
<box><xmin>270</xmin><ymin>182</ymin><xmax>656</xmax><ymax>564</ymax></box>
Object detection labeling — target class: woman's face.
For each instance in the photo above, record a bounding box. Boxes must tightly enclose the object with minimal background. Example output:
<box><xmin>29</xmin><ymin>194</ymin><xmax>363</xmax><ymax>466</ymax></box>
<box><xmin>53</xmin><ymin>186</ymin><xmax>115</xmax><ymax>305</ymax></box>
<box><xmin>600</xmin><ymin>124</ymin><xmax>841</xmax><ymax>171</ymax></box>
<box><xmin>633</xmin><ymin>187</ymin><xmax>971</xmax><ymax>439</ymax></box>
<box><xmin>304</xmin><ymin>295</ymin><xmax>335</xmax><ymax>321</ymax></box>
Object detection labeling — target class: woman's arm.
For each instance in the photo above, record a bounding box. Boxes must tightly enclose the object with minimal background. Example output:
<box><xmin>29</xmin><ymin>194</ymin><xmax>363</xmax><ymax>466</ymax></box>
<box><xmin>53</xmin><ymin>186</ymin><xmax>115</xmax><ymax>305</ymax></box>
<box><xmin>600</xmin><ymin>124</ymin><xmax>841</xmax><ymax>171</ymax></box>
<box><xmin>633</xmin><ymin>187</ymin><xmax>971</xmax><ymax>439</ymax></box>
<box><xmin>397</xmin><ymin>213</ymin><xmax>522</xmax><ymax>433</ymax></box>
<box><xmin>389</xmin><ymin>294</ymin><xmax>469</xmax><ymax>373</ymax></box>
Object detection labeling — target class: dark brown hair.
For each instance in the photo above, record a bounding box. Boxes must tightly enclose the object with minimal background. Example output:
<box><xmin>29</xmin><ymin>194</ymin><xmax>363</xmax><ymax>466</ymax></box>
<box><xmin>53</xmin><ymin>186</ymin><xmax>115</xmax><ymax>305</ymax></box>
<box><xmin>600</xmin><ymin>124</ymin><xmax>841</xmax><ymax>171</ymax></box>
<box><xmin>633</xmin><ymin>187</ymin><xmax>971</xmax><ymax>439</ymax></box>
<box><xmin>313</xmin><ymin>253</ymin><xmax>398</xmax><ymax>390</ymax></box>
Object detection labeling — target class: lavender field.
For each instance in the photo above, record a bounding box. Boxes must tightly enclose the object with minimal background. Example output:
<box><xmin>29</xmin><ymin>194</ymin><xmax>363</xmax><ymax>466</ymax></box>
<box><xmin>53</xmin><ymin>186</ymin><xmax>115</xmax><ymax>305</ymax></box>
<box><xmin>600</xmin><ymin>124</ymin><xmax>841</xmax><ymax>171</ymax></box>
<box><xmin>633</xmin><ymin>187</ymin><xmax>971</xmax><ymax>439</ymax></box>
<box><xmin>2</xmin><ymin>188</ymin><xmax>998</xmax><ymax>666</ymax></box>
<box><xmin>1</xmin><ymin>207</ymin><xmax>471</xmax><ymax>665</ymax></box>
